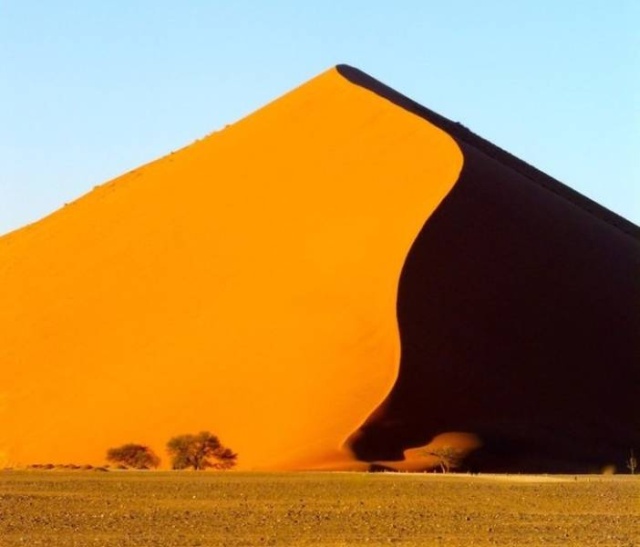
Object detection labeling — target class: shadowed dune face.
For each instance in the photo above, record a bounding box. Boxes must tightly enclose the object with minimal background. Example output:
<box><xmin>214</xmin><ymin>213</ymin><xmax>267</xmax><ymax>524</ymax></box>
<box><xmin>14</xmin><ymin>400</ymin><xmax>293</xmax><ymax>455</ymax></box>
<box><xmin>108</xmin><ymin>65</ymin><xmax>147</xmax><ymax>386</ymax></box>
<box><xmin>342</xmin><ymin>66</ymin><xmax>640</xmax><ymax>472</ymax></box>
<box><xmin>0</xmin><ymin>68</ymin><xmax>463</xmax><ymax>469</ymax></box>
<box><xmin>350</xmin><ymin>144</ymin><xmax>640</xmax><ymax>472</ymax></box>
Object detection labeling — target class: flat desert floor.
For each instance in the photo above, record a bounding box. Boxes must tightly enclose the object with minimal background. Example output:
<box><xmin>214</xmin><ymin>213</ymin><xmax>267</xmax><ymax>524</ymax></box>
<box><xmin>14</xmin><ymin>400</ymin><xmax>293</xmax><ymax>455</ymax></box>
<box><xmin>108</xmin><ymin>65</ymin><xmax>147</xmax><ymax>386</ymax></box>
<box><xmin>1</xmin><ymin>471</ymin><xmax>638</xmax><ymax>546</ymax></box>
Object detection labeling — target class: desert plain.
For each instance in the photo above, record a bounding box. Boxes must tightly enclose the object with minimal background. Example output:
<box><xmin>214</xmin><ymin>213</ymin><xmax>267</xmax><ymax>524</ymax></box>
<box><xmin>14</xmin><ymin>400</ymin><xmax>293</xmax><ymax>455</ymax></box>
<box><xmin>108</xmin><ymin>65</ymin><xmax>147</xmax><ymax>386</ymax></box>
<box><xmin>1</xmin><ymin>470</ymin><xmax>639</xmax><ymax>546</ymax></box>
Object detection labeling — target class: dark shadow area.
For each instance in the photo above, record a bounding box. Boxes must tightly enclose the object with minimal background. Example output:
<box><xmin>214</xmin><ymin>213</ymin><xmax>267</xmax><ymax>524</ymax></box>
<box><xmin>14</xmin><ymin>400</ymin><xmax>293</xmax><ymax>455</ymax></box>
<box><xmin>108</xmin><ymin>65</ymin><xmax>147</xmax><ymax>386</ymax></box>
<box><xmin>339</xmin><ymin>65</ymin><xmax>640</xmax><ymax>472</ymax></box>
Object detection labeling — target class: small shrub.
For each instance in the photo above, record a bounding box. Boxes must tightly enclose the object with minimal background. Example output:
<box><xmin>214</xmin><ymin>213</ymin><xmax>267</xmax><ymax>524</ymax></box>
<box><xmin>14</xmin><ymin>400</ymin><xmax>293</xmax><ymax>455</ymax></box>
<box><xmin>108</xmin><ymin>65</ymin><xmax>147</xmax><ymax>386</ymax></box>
<box><xmin>106</xmin><ymin>444</ymin><xmax>160</xmax><ymax>469</ymax></box>
<box><xmin>628</xmin><ymin>450</ymin><xmax>637</xmax><ymax>475</ymax></box>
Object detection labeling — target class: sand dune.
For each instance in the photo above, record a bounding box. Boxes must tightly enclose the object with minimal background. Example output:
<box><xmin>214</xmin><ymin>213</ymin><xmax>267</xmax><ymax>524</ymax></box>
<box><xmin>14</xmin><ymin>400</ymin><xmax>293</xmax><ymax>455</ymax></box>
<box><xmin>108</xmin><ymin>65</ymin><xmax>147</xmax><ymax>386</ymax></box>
<box><xmin>1</xmin><ymin>66</ymin><xmax>637</xmax><ymax>472</ymax></box>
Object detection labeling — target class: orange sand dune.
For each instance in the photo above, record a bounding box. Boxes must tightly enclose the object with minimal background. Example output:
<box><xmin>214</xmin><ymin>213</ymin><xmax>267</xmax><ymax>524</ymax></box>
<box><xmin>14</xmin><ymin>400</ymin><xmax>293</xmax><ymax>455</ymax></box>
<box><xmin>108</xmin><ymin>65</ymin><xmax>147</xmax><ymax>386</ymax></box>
<box><xmin>0</xmin><ymin>67</ymin><xmax>463</xmax><ymax>469</ymax></box>
<box><xmin>3</xmin><ymin>65</ymin><xmax>638</xmax><ymax>473</ymax></box>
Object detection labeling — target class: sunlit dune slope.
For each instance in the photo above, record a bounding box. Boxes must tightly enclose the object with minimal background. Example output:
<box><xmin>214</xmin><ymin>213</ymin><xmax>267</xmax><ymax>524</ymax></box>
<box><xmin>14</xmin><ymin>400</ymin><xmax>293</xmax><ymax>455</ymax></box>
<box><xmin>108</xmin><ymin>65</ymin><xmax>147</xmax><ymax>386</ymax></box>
<box><xmin>0</xmin><ymin>67</ymin><xmax>463</xmax><ymax>469</ymax></box>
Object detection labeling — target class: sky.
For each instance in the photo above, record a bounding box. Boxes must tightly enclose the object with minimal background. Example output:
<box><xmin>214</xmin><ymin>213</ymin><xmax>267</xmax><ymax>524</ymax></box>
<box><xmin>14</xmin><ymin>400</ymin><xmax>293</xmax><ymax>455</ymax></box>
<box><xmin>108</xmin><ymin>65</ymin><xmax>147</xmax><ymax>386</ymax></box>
<box><xmin>1</xmin><ymin>1</ymin><xmax>638</xmax><ymax>235</ymax></box>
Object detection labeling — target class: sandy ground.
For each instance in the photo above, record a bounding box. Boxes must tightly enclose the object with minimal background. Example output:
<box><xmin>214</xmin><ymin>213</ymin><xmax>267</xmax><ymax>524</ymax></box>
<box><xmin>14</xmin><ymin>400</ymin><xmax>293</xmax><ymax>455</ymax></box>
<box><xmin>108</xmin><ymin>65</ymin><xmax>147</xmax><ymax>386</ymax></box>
<box><xmin>1</xmin><ymin>471</ymin><xmax>638</xmax><ymax>546</ymax></box>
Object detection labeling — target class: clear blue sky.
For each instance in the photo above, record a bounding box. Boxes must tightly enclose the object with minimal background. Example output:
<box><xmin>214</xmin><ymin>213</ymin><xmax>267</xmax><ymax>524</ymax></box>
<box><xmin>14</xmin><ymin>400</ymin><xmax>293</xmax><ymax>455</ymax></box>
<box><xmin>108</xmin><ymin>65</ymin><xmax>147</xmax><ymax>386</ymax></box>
<box><xmin>1</xmin><ymin>1</ymin><xmax>638</xmax><ymax>235</ymax></box>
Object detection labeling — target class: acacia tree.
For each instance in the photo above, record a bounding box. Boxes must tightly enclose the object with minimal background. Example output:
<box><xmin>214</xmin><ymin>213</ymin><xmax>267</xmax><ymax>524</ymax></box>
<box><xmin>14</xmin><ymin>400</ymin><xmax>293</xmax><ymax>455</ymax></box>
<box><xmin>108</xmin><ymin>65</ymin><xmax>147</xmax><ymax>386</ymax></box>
<box><xmin>423</xmin><ymin>446</ymin><xmax>464</xmax><ymax>473</ymax></box>
<box><xmin>166</xmin><ymin>431</ymin><xmax>237</xmax><ymax>470</ymax></box>
<box><xmin>106</xmin><ymin>444</ymin><xmax>160</xmax><ymax>469</ymax></box>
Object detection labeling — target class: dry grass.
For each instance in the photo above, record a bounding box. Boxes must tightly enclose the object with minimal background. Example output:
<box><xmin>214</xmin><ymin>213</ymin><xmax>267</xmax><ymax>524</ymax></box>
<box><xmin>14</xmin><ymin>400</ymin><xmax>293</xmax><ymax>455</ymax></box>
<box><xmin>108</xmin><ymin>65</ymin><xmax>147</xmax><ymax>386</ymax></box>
<box><xmin>0</xmin><ymin>470</ymin><xmax>638</xmax><ymax>546</ymax></box>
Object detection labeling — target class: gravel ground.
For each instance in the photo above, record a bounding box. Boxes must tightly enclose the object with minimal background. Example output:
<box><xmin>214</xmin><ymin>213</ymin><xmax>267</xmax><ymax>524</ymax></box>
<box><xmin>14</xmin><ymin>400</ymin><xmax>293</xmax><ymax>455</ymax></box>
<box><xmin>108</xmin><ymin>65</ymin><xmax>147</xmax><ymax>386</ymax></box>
<box><xmin>1</xmin><ymin>471</ymin><xmax>638</xmax><ymax>546</ymax></box>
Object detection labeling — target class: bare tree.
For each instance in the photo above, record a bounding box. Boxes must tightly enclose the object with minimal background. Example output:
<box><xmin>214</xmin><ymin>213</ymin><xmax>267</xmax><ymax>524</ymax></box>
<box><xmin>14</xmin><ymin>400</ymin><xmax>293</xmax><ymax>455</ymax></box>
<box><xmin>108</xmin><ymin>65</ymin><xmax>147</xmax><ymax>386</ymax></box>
<box><xmin>423</xmin><ymin>446</ymin><xmax>464</xmax><ymax>473</ymax></box>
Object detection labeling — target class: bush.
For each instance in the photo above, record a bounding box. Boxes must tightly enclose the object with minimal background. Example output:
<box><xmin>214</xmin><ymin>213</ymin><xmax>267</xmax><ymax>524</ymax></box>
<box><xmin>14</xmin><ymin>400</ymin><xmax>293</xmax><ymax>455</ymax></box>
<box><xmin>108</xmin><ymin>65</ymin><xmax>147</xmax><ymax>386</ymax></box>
<box><xmin>106</xmin><ymin>444</ymin><xmax>160</xmax><ymax>469</ymax></box>
<box><xmin>166</xmin><ymin>431</ymin><xmax>237</xmax><ymax>470</ymax></box>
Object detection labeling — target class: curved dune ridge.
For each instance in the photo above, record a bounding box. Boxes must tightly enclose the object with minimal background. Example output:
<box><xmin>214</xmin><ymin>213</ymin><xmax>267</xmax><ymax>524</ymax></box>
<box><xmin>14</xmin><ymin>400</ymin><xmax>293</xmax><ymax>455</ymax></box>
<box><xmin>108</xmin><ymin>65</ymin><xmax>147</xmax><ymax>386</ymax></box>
<box><xmin>2</xmin><ymin>65</ymin><xmax>638</xmax><ymax>473</ymax></box>
<box><xmin>0</xmin><ymin>66</ymin><xmax>463</xmax><ymax>470</ymax></box>
<box><xmin>340</xmin><ymin>66</ymin><xmax>640</xmax><ymax>473</ymax></box>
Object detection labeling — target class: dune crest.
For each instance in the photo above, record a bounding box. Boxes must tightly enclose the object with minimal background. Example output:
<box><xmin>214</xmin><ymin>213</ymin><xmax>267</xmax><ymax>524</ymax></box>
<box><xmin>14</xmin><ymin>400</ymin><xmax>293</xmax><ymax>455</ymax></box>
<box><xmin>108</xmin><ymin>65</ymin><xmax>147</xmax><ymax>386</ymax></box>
<box><xmin>341</xmin><ymin>66</ymin><xmax>640</xmax><ymax>473</ymax></box>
